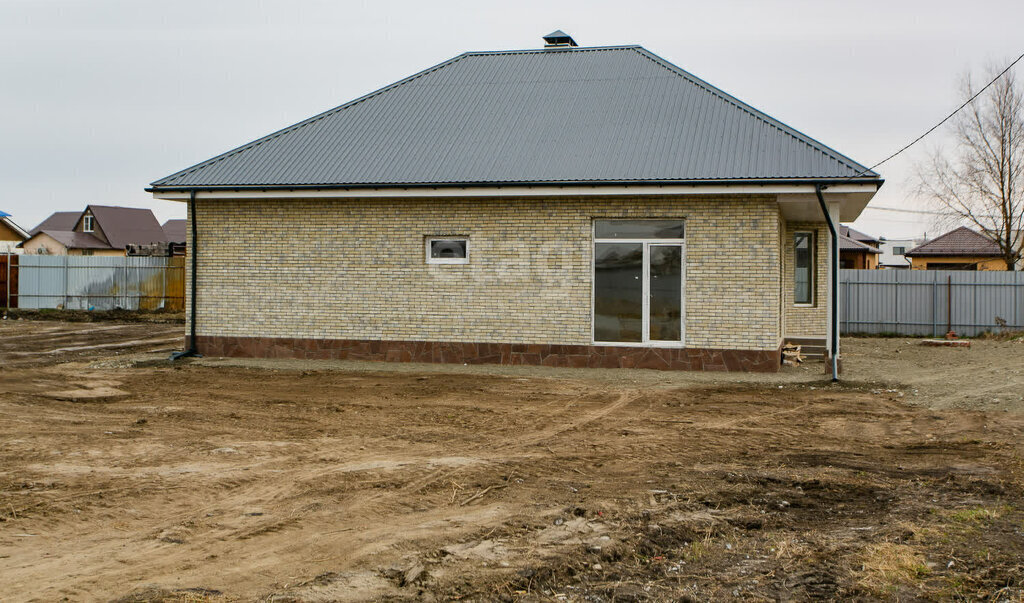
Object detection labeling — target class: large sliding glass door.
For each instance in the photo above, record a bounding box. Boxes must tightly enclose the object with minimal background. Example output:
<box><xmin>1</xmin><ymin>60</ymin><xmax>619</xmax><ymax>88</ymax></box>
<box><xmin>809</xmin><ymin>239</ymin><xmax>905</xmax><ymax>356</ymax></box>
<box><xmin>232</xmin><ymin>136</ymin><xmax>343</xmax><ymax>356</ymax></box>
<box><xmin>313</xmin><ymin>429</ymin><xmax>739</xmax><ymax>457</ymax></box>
<box><xmin>593</xmin><ymin>220</ymin><xmax>685</xmax><ymax>345</ymax></box>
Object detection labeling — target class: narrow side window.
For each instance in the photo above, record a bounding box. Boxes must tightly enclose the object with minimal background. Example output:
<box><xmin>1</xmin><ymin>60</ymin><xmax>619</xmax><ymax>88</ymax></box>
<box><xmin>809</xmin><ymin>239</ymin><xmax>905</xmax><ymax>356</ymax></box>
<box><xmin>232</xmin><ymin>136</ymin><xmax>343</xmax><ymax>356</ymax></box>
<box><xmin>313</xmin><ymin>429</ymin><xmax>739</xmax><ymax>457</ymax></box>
<box><xmin>794</xmin><ymin>232</ymin><xmax>813</xmax><ymax>305</ymax></box>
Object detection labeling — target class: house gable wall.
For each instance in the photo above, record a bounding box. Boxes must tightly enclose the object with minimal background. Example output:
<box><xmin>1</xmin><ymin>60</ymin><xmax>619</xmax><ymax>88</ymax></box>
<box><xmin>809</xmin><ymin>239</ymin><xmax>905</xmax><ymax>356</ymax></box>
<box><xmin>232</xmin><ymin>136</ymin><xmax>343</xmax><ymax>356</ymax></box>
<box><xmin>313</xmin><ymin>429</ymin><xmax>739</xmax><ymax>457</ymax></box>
<box><xmin>187</xmin><ymin>196</ymin><xmax>785</xmax><ymax>352</ymax></box>
<box><xmin>0</xmin><ymin>221</ymin><xmax>24</xmax><ymax>243</ymax></box>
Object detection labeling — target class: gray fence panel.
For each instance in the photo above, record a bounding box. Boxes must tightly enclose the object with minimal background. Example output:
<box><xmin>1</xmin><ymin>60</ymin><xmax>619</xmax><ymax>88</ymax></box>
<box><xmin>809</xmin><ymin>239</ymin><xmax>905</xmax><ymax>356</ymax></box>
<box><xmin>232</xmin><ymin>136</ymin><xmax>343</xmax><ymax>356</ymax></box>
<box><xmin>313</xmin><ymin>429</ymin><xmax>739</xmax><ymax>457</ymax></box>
<box><xmin>840</xmin><ymin>269</ymin><xmax>1024</xmax><ymax>336</ymax></box>
<box><xmin>17</xmin><ymin>256</ymin><xmax>184</xmax><ymax>310</ymax></box>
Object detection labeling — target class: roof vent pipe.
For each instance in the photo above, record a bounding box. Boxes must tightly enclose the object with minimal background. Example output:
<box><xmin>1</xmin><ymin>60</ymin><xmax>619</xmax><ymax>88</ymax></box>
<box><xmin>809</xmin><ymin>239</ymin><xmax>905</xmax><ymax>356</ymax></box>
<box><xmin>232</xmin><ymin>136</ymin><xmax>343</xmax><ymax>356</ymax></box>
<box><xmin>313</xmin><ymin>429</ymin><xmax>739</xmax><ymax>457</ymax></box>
<box><xmin>542</xmin><ymin>30</ymin><xmax>578</xmax><ymax>48</ymax></box>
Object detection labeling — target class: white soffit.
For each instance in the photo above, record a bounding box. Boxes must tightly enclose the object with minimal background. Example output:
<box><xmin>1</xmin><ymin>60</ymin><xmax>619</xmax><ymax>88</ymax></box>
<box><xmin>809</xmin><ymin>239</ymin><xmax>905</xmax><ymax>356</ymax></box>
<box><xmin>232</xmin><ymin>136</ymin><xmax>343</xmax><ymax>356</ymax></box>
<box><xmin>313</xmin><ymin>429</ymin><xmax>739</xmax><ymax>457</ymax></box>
<box><xmin>154</xmin><ymin>182</ymin><xmax>879</xmax><ymax>219</ymax></box>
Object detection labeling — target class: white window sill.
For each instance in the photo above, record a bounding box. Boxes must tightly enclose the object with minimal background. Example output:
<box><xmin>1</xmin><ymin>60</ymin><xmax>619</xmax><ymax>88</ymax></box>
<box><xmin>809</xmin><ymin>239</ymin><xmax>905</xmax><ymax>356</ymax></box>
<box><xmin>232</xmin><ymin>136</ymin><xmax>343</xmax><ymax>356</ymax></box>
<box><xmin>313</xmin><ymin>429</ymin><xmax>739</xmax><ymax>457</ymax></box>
<box><xmin>592</xmin><ymin>341</ymin><xmax>687</xmax><ymax>348</ymax></box>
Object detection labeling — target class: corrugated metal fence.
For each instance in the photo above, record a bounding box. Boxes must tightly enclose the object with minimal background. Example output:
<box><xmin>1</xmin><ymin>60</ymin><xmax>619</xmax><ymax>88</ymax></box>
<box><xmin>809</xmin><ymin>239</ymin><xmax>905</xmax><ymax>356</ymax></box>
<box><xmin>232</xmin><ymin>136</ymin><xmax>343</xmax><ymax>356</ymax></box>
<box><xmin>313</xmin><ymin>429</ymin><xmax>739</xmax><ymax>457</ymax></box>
<box><xmin>841</xmin><ymin>269</ymin><xmax>1024</xmax><ymax>336</ymax></box>
<box><xmin>3</xmin><ymin>254</ymin><xmax>185</xmax><ymax>311</ymax></box>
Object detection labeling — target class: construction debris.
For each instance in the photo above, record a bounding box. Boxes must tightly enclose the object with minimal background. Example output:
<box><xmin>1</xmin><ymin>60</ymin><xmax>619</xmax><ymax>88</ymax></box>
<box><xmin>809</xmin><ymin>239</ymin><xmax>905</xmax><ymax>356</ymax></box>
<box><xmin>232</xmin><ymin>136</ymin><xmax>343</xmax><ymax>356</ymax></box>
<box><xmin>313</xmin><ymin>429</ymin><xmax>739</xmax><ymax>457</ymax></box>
<box><xmin>782</xmin><ymin>344</ymin><xmax>803</xmax><ymax>366</ymax></box>
<box><xmin>921</xmin><ymin>339</ymin><xmax>971</xmax><ymax>347</ymax></box>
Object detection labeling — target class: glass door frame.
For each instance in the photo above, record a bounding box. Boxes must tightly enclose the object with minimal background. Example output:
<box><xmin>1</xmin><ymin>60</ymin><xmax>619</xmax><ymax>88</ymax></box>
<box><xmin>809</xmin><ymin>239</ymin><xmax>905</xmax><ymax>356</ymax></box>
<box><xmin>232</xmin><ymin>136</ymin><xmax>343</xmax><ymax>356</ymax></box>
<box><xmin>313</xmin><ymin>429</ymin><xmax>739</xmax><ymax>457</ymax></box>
<box><xmin>591</xmin><ymin>234</ymin><xmax>686</xmax><ymax>348</ymax></box>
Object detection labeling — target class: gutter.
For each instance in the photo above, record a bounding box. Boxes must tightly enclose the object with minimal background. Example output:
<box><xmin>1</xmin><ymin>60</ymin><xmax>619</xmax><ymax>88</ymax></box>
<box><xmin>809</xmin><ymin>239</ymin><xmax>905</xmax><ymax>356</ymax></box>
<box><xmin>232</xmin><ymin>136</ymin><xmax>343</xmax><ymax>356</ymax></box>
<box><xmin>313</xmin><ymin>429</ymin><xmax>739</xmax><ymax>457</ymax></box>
<box><xmin>815</xmin><ymin>184</ymin><xmax>839</xmax><ymax>382</ymax></box>
<box><xmin>170</xmin><ymin>190</ymin><xmax>202</xmax><ymax>361</ymax></box>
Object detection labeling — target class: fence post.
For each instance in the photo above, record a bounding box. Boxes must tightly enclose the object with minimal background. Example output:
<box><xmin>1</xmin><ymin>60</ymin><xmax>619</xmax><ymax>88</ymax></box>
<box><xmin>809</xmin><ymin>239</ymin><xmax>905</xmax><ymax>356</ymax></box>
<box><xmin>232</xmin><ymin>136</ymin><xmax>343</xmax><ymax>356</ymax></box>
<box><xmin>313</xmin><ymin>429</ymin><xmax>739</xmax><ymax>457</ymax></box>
<box><xmin>63</xmin><ymin>255</ymin><xmax>68</xmax><ymax>309</ymax></box>
<box><xmin>843</xmin><ymin>276</ymin><xmax>850</xmax><ymax>333</ymax></box>
<box><xmin>1011</xmin><ymin>272</ymin><xmax>1019</xmax><ymax>329</ymax></box>
<box><xmin>893</xmin><ymin>270</ymin><xmax>899</xmax><ymax>333</ymax></box>
<box><xmin>931</xmin><ymin>277</ymin><xmax>937</xmax><ymax>337</ymax></box>
<box><xmin>972</xmin><ymin>273</ymin><xmax>978</xmax><ymax>335</ymax></box>
<box><xmin>161</xmin><ymin>257</ymin><xmax>168</xmax><ymax>310</ymax></box>
<box><xmin>947</xmin><ymin>275</ymin><xmax>952</xmax><ymax>335</ymax></box>
<box><xmin>4</xmin><ymin>251</ymin><xmax>9</xmax><ymax>310</ymax></box>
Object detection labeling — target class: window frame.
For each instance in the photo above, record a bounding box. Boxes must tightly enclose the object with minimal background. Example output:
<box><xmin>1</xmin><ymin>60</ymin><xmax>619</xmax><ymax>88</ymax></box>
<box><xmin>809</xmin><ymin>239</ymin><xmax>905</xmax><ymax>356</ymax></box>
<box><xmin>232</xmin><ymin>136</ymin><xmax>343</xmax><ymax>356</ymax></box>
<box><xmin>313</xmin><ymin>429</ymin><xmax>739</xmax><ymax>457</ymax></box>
<box><xmin>793</xmin><ymin>231</ymin><xmax>815</xmax><ymax>307</ymax></box>
<box><xmin>591</xmin><ymin>219</ymin><xmax>686</xmax><ymax>348</ymax></box>
<box><xmin>892</xmin><ymin>246</ymin><xmax>906</xmax><ymax>256</ymax></box>
<box><xmin>82</xmin><ymin>215</ymin><xmax>94</xmax><ymax>233</ymax></box>
<box><xmin>425</xmin><ymin>236</ymin><xmax>469</xmax><ymax>265</ymax></box>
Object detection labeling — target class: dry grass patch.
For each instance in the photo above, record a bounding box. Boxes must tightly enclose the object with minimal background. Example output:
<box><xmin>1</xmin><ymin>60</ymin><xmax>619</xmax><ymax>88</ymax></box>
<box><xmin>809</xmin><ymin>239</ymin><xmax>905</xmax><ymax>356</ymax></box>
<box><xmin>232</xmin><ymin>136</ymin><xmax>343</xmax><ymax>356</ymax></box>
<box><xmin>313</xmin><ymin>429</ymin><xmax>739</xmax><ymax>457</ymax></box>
<box><xmin>858</xmin><ymin>542</ymin><xmax>931</xmax><ymax>596</ymax></box>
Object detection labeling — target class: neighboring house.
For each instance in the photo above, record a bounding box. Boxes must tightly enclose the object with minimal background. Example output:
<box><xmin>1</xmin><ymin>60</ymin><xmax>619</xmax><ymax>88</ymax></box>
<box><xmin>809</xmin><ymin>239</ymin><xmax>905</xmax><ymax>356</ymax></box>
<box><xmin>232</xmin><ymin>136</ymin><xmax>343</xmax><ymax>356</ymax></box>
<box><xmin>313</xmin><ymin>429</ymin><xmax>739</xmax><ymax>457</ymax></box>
<box><xmin>20</xmin><ymin>205</ymin><xmax>168</xmax><ymax>256</ymax></box>
<box><xmin>838</xmin><ymin>225</ymin><xmax>880</xmax><ymax>269</ymax></box>
<box><xmin>147</xmin><ymin>31</ymin><xmax>883</xmax><ymax>372</ymax></box>
<box><xmin>877</xmin><ymin>237</ymin><xmax>919</xmax><ymax>269</ymax></box>
<box><xmin>161</xmin><ymin>219</ymin><xmax>187</xmax><ymax>256</ymax></box>
<box><xmin>0</xmin><ymin>211</ymin><xmax>29</xmax><ymax>254</ymax></box>
<box><xmin>904</xmin><ymin>226</ymin><xmax>1006</xmax><ymax>270</ymax></box>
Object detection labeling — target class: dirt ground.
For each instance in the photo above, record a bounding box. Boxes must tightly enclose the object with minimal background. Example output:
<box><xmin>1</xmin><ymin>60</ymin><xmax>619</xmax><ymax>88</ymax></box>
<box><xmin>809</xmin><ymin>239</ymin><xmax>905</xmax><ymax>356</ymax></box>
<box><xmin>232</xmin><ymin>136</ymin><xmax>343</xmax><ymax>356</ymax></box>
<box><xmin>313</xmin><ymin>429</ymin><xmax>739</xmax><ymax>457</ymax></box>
<box><xmin>1</xmin><ymin>320</ymin><xmax>1023</xmax><ymax>601</ymax></box>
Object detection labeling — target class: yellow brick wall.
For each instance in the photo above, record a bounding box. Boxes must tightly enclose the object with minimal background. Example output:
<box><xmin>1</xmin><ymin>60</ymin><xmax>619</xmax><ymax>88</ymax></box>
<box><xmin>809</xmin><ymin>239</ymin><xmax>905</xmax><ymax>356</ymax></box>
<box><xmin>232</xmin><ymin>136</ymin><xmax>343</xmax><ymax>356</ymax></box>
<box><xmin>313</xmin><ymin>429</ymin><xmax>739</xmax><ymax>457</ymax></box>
<box><xmin>782</xmin><ymin>221</ymin><xmax>829</xmax><ymax>338</ymax></box>
<box><xmin>910</xmin><ymin>256</ymin><xmax>1006</xmax><ymax>270</ymax></box>
<box><xmin>187</xmin><ymin>196</ymin><xmax>785</xmax><ymax>350</ymax></box>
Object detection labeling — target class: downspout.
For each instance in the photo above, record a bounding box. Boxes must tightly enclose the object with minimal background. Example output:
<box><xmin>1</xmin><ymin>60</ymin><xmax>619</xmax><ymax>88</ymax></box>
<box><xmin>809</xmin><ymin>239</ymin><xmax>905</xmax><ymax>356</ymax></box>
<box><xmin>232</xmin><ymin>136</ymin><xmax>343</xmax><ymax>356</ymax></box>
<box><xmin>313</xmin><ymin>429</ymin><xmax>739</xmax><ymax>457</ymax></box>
<box><xmin>815</xmin><ymin>184</ymin><xmax>839</xmax><ymax>381</ymax></box>
<box><xmin>170</xmin><ymin>190</ymin><xmax>202</xmax><ymax>360</ymax></box>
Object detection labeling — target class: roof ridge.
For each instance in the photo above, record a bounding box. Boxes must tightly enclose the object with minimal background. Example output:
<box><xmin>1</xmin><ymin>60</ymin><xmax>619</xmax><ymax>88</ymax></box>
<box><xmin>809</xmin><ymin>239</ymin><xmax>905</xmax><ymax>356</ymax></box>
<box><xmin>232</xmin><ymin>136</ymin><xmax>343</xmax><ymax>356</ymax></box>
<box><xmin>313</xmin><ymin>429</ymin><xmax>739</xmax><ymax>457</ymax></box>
<box><xmin>152</xmin><ymin>52</ymin><xmax>475</xmax><ymax>187</ymax></box>
<box><xmin>462</xmin><ymin>44</ymin><xmax>642</xmax><ymax>56</ymax></box>
<box><xmin>629</xmin><ymin>47</ymin><xmax>875</xmax><ymax>177</ymax></box>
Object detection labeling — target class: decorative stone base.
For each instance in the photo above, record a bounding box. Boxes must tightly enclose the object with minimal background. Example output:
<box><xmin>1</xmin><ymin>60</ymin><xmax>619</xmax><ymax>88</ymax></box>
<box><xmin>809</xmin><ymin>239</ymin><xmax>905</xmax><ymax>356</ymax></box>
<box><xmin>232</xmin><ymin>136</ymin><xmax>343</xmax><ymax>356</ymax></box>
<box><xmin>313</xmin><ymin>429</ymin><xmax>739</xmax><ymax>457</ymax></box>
<box><xmin>188</xmin><ymin>336</ymin><xmax>782</xmax><ymax>372</ymax></box>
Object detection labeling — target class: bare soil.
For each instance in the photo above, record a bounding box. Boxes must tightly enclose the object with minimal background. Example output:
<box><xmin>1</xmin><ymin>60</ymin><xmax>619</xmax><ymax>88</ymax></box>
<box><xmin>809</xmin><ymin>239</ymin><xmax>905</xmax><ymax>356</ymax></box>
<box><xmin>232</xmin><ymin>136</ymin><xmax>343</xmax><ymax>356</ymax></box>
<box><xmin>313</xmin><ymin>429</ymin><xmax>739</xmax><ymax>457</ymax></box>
<box><xmin>1</xmin><ymin>321</ymin><xmax>1023</xmax><ymax>601</ymax></box>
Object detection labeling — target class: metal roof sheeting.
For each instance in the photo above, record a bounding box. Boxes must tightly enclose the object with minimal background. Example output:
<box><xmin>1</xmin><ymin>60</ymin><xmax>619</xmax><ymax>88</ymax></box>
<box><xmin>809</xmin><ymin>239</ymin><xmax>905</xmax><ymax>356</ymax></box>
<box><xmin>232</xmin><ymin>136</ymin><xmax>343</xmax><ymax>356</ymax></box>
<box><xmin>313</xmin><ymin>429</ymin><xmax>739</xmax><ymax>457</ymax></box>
<box><xmin>31</xmin><ymin>211</ymin><xmax>79</xmax><ymax>235</ymax></box>
<box><xmin>151</xmin><ymin>46</ymin><xmax>879</xmax><ymax>189</ymax></box>
<box><xmin>906</xmin><ymin>226</ymin><xmax>1002</xmax><ymax>257</ymax></box>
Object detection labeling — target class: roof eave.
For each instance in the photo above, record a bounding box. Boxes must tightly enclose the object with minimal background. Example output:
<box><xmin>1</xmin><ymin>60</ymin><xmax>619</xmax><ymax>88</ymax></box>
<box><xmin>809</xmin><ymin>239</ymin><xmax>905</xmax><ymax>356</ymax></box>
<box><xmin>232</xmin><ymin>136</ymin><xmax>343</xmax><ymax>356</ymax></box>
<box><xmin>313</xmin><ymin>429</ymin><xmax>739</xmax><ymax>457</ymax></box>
<box><xmin>147</xmin><ymin>176</ymin><xmax>884</xmax><ymax>193</ymax></box>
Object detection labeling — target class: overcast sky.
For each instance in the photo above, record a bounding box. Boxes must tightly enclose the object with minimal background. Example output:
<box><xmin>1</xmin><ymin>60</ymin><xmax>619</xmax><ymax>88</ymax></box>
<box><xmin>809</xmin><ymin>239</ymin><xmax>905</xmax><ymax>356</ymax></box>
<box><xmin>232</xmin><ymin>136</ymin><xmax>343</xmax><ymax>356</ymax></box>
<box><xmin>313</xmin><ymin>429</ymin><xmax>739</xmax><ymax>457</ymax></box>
<box><xmin>2</xmin><ymin>0</ymin><xmax>1022</xmax><ymax>239</ymax></box>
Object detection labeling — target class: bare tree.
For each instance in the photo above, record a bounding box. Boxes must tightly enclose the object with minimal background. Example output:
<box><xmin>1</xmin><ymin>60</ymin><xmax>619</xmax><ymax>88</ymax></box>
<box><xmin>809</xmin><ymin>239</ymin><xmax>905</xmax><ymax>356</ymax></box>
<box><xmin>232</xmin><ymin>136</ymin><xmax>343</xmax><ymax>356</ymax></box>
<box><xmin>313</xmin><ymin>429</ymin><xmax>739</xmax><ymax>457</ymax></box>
<box><xmin>916</xmin><ymin>64</ymin><xmax>1024</xmax><ymax>270</ymax></box>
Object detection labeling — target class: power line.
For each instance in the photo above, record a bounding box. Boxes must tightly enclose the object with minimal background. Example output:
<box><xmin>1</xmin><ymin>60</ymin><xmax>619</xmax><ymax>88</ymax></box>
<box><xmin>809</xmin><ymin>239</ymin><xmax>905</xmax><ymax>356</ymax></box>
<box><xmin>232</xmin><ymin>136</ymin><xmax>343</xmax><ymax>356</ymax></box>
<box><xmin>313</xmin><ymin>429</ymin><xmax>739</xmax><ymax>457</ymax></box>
<box><xmin>830</xmin><ymin>50</ymin><xmax>1024</xmax><ymax>185</ymax></box>
<box><xmin>863</xmin><ymin>205</ymin><xmax>951</xmax><ymax>215</ymax></box>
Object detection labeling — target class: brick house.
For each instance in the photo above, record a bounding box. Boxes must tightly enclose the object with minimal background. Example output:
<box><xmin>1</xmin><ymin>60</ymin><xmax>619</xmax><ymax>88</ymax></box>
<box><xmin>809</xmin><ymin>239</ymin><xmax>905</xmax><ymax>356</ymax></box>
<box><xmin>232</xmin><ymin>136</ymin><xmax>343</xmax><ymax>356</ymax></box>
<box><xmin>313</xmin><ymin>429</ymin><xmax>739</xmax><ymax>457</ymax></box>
<box><xmin>21</xmin><ymin>206</ymin><xmax>168</xmax><ymax>256</ymax></box>
<box><xmin>148</xmin><ymin>32</ymin><xmax>882</xmax><ymax>372</ymax></box>
<box><xmin>905</xmin><ymin>226</ymin><xmax>1009</xmax><ymax>270</ymax></box>
<box><xmin>838</xmin><ymin>225</ymin><xmax>881</xmax><ymax>269</ymax></box>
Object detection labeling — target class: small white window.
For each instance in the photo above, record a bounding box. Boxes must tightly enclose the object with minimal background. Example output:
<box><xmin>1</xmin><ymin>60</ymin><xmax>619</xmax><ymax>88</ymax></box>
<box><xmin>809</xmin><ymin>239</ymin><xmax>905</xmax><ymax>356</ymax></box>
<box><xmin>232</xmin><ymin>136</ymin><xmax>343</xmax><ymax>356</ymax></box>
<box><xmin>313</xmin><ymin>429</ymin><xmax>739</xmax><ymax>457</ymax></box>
<box><xmin>83</xmin><ymin>215</ymin><xmax>94</xmax><ymax>232</ymax></box>
<box><xmin>426</xmin><ymin>237</ymin><xmax>469</xmax><ymax>264</ymax></box>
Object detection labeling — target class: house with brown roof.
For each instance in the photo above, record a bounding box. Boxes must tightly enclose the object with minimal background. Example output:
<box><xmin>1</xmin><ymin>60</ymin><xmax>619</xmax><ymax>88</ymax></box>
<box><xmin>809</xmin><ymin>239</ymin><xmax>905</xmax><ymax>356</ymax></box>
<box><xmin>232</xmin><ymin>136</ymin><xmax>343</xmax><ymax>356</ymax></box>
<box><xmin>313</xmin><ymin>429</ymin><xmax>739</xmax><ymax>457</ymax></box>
<box><xmin>0</xmin><ymin>211</ymin><xmax>30</xmax><ymax>254</ymax></box>
<box><xmin>838</xmin><ymin>225</ymin><xmax>881</xmax><ymax>269</ymax></box>
<box><xmin>21</xmin><ymin>206</ymin><xmax>168</xmax><ymax>256</ymax></box>
<box><xmin>904</xmin><ymin>226</ymin><xmax>1007</xmax><ymax>270</ymax></box>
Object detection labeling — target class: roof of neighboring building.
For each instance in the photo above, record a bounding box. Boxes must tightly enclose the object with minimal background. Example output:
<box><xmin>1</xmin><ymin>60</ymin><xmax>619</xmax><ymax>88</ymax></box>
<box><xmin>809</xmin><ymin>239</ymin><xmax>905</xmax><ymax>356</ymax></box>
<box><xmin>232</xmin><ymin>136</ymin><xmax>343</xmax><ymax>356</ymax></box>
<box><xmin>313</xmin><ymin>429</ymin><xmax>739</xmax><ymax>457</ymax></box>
<box><xmin>87</xmin><ymin>206</ymin><xmax>167</xmax><ymax>248</ymax></box>
<box><xmin>839</xmin><ymin>225</ymin><xmax>878</xmax><ymax>244</ymax></box>
<box><xmin>30</xmin><ymin>230</ymin><xmax>110</xmax><ymax>249</ymax></box>
<box><xmin>840</xmin><ymin>234</ymin><xmax>881</xmax><ymax>253</ymax></box>
<box><xmin>150</xmin><ymin>44</ymin><xmax>879</xmax><ymax>190</ymax></box>
<box><xmin>905</xmin><ymin>226</ymin><xmax>1002</xmax><ymax>257</ymax></box>
<box><xmin>162</xmin><ymin>219</ymin><xmax>187</xmax><ymax>243</ymax></box>
<box><xmin>21</xmin><ymin>206</ymin><xmax>167</xmax><ymax>250</ymax></box>
<box><xmin>0</xmin><ymin>211</ymin><xmax>29</xmax><ymax>239</ymax></box>
<box><xmin>30</xmin><ymin>211</ymin><xmax>79</xmax><ymax>235</ymax></box>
